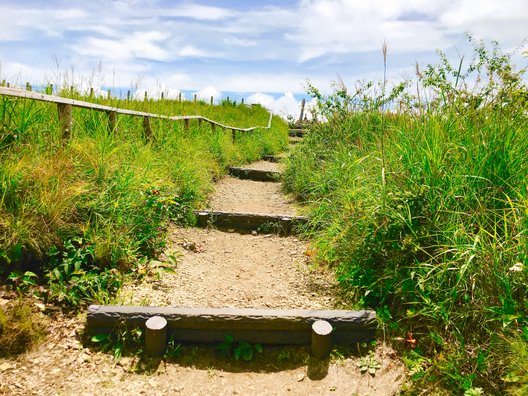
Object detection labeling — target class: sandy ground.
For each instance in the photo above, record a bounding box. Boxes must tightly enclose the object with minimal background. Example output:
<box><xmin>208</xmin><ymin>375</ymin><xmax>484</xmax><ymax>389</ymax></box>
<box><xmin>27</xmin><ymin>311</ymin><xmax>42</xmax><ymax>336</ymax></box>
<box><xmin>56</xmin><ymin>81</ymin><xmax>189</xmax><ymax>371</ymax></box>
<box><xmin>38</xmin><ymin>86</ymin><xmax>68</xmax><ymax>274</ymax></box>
<box><xmin>0</xmin><ymin>152</ymin><xmax>407</xmax><ymax>395</ymax></box>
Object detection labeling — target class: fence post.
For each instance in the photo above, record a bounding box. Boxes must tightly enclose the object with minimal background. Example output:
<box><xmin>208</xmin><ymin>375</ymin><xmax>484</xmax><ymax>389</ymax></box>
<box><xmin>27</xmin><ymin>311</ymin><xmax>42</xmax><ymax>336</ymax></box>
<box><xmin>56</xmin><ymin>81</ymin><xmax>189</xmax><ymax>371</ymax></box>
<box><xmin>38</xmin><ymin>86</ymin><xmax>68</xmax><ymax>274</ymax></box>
<box><xmin>161</xmin><ymin>92</ymin><xmax>164</xmax><ymax>100</ymax></box>
<box><xmin>198</xmin><ymin>118</ymin><xmax>202</xmax><ymax>127</ymax></box>
<box><xmin>143</xmin><ymin>116</ymin><xmax>153</xmax><ymax>141</ymax></box>
<box><xmin>26</xmin><ymin>82</ymin><xmax>31</xmax><ymax>91</ymax></box>
<box><xmin>193</xmin><ymin>94</ymin><xmax>197</xmax><ymax>103</ymax></box>
<box><xmin>144</xmin><ymin>91</ymin><xmax>148</xmax><ymax>101</ymax></box>
<box><xmin>1</xmin><ymin>80</ymin><xmax>5</xmax><ymax>87</ymax></box>
<box><xmin>108</xmin><ymin>111</ymin><xmax>117</xmax><ymax>134</ymax></box>
<box><xmin>127</xmin><ymin>90</ymin><xmax>131</xmax><ymax>101</ymax></box>
<box><xmin>210</xmin><ymin>122</ymin><xmax>216</xmax><ymax>132</ymax></box>
<box><xmin>210</xmin><ymin>96</ymin><xmax>213</xmax><ymax>106</ymax></box>
<box><xmin>57</xmin><ymin>103</ymin><xmax>73</xmax><ymax>141</ymax></box>
<box><xmin>232</xmin><ymin>128</ymin><xmax>236</xmax><ymax>144</ymax></box>
<box><xmin>70</xmin><ymin>86</ymin><xmax>74</xmax><ymax>96</ymax></box>
<box><xmin>107</xmin><ymin>89</ymin><xmax>111</xmax><ymax>99</ymax></box>
<box><xmin>90</xmin><ymin>87</ymin><xmax>94</xmax><ymax>98</ymax></box>
<box><xmin>298</xmin><ymin>98</ymin><xmax>306</xmax><ymax>123</ymax></box>
<box><xmin>178</xmin><ymin>92</ymin><xmax>182</xmax><ymax>102</ymax></box>
<box><xmin>184</xmin><ymin>119</ymin><xmax>190</xmax><ymax>131</ymax></box>
<box><xmin>241</xmin><ymin>98</ymin><xmax>244</xmax><ymax>105</ymax></box>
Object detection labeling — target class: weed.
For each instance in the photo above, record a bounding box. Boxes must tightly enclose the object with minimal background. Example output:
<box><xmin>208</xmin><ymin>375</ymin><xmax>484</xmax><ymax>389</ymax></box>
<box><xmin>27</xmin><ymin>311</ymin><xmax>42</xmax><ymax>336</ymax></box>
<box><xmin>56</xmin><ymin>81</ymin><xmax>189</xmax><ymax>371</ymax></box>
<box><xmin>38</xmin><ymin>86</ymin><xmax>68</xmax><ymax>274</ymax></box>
<box><xmin>217</xmin><ymin>334</ymin><xmax>263</xmax><ymax>362</ymax></box>
<box><xmin>356</xmin><ymin>351</ymin><xmax>381</xmax><ymax>375</ymax></box>
<box><xmin>0</xmin><ymin>300</ymin><xmax>47</xmax><ymax>357</ymax></box>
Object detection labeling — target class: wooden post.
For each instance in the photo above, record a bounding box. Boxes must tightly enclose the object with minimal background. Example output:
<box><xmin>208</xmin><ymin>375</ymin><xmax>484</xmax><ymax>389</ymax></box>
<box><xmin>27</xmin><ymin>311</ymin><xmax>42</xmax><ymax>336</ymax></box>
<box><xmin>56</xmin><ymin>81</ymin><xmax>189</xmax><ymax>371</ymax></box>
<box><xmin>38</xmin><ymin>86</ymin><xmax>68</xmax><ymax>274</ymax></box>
<box><xmin>184</xmin><ymin>119</ymin><xmax>190</xmax><ymax>131</ymax></box>
<box><xmin>311</xmin><ymin>320</ymin><xmax>333</xmax><ymax>359</ymax></box>
<box><xmin>298</xmin><ymin>98</ymin><xmax>306</xmax><ymax>124</ymax></box>
<box><xmin>241</xmin><ymin>98</ymin><xmax>244</xmax><ymax>105</ymax></box>
<box><xmin>143</xmin><ymin>116</ymin><xmax>153</xmax><ymax>141</ymax></box>
<box><xmin>144</xmin><ymin>91</ymin><xmax>148</xmax><ymax>101</ymax></box>
<box><xmin>193</xmin><ymin>94</ymin><xmax>197</xmax><ymax>102</ymax></box>
<box><xmin>1</xmin><ymin>80</ymin><xmax>5</xmax><ymax>87</ymax></box>
<box><xmin>57</xmin><ymin>103</ymin><xmax>73</xmax><ymax>140</ymax></box>
<box><xmin>232</xmin><ymin>128</ymin><xmax>236</xmax><ymax>144</ymax></box>
<box><xmin>145</xmin><ymin>316</ymin><xmax>167</xmax><ymax>357</ymax></box>
<box><xmin>70</xmin><ymin>86</ymin><xmax>74</xmax><ymax>96</ymax></box>
<box><xmin>107</xmin><ymin>89</ymin><xmax>111</xmax><ymax>99</ymax></box>
<box><xmin>198</xmin><ymin>118</ymin><xmax>203</xmax><ymax>127</ymax></box>
<box><xmin>161</xmin><ymin>92</ymin><xmax>164</xmax><ymax>100</ymax></box>
<box><xmin>210</xmin><ymin>122</ymin><xmax>216</xmax><ymax>132</ymax></box>
<box><xmin>6</xmin><ymin>82</ymin><xmax>10</xmax><ymax>88</ymax></box>
<box><xmin>90</xmin><ymin>87</ymin><xmax>94</xmax><ymax>98</ymax></box>
<box><xmin>127</xmin><ymin>90</ymin><xmax>131</xmax><ymax>101</ymax></box>
<box><xmin>178</xmin><ymin>92</ymin><xmax>182</xmax><ymax>102</ymax></box>
<box><xmin>108</xmin><ymin>111</ymin><xmax>117</xmax><ymax>134</ymax></box>
<box><xmin>26</xmin><ymin>82</ymin><xmax>31</xmax><ymax>91</ymax></box>
<box><xmin>210</xmin><ymin>96</ymin><xmax>213</xmax><ymax>106</ymax></box>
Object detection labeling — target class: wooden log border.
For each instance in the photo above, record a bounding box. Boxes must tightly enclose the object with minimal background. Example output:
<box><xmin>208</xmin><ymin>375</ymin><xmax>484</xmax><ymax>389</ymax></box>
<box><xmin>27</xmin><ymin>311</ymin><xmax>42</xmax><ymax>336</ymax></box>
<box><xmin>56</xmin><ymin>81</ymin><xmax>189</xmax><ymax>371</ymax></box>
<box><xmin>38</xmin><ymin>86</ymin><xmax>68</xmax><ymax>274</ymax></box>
<box><xmin>194</xmin><ymin>210</ymin><xmax>308</xmax><ymax>234</ymax></box>
<box><xmin>0</xmin><ymin>87</ymin><xmax>273</xmax><ymax>139</ymax></box>
<box><xmin>228</xmin><ymin>167</ymin><xmax>282</xmax><ymax>182</ymax></box>
<box><xmin>87</xmin><ymin>305</ymin><xmax>376</xmax><ymax>345</ymax></box>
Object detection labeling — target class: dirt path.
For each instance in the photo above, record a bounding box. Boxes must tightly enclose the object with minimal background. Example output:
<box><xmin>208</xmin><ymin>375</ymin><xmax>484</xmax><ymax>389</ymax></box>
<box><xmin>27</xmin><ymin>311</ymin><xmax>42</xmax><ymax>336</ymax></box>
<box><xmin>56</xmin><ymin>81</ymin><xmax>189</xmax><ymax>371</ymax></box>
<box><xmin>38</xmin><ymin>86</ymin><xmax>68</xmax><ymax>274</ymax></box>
<box><xmin>0</xmin><ymin>148</ymin><xmax>407</xmax><ymax>395</ymax></box>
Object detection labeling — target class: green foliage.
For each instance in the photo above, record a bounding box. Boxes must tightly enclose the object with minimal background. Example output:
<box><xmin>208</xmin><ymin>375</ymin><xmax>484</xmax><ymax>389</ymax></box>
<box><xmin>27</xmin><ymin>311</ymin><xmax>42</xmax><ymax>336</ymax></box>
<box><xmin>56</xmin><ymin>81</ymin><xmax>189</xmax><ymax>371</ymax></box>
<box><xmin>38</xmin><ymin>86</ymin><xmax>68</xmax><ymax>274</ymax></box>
<box><xmin>0</xmin><ymin>300</ymin><xmax>47</xmax><ymax>357</ymax></box>
<box><xmin>0</xmin><ymin>87</ymin><xmax>288</xmax><ymax>307</ymax></box>
<box><xmin>356</xmin><ymin>351</ymin><xmax>381</xmax><ymax>375</ymax></box>
<box><xmin>217</xmin><ymin>334</ymin><xmax>263</xmax><ymax>362</ymax></box>
<box><xmin>285</xmin><ymin>39</ymin><xmax>528</xmax><ymax>393</ymax></box>
<box><xmin>90</xmin><ymin>327</ymin><xmax>143</xmax><ymax>362</ymax></box>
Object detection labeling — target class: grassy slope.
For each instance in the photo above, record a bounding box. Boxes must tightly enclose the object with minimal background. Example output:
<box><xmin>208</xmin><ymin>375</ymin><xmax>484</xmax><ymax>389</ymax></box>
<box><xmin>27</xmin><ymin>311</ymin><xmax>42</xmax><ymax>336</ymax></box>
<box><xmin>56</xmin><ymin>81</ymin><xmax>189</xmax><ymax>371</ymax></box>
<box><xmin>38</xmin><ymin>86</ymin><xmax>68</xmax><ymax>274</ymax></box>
<box><xmin>0</xmin><ymin>92</ymin><xmax>288</xmax><ymax>307</ymax></box>
<box><xmin>284</xmin><ymin>43</ymin><xmax>528</xmax><ymax>394</ymax></box>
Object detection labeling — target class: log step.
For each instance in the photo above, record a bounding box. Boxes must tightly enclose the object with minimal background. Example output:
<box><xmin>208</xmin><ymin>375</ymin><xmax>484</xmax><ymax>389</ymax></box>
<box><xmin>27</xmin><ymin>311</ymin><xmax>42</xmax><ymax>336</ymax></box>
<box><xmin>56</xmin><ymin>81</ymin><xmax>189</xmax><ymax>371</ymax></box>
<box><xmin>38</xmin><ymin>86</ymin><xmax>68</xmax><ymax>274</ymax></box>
<box><xmin>289</xmin><ymin>129</ymin><xmax>307</xmax><ymax>137</ymax></box>
<box><xmin>193</xmin><ymin>210</ymin><xmax>308</xmax><ymax>235</ymax></box>
<box><xmin>228</xmin><ymin>167</ymin><xmax>281</xmax><ymax>182</ymax></box>
<box><xmin>86</xmin><ymin>305</ymin><xmax>376</xmax><ymax>345</ymax></box>
<box><xmin>262</xmin><ymin>154</ymin><xmax>283</xmax><ymax>163</ymax></box>
<box><xmin>288</xmin><ymin>136</ymin><xmax>303</xmax><ymax>145</ymax></box>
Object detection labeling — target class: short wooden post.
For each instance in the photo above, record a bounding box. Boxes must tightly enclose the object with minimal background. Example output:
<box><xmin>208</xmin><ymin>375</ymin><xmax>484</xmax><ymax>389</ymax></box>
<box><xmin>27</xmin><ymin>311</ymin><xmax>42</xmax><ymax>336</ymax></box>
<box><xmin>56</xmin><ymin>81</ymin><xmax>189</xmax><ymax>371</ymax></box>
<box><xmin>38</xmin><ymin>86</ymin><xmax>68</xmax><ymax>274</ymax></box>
<box><xmin>1</xmin><ymin>80</ymin><xmax>5</xmax><ymax>87</ymax></box>
<box><xmin>210</xmin><ymin>122</ymin><xmax>216</xmax><ymax>132</ymax></box>
<box><xmin>184</xmin><ymin>119</ymin><xmax>190</xmax><ymax>131</ymax></box>
<box><xmin>231</xmin><ymin>128</ymin><xmax>236</xmax><ymax>144</ymax></box>
<box><xmin>107</xmin><ymin>89</ymin><xmax>111</xmax><ymax>99</ymax></box>
<box><xmin>210</xmin><ymin>96</ymin><xmax>213</xmax><ymax>105</ymax></box>
<box><xmin>193</xmin><ymin>94</ymin><xmax>197</xmax><ymax>102</ymax></box>
<box><xmin>57</xmin><ymin>103</ymin><xmax>73</xmax><ymax>140</ymax></box>
<box><xmin>145</xmin><ymin>316</ymin><xmax>167</xmax><ymax>357</ymax></box>
<box><xmin>127</xmin><ymin>90</ymin><xmax>131</xmax><ymax>101</ymax></box>
<box><xmin>108</xmin><ymin>111</ymin><xmax>117</xmax><ymax>133</ymax></box>
<box><xmin>143</xmin><ymin>116</ymin><xmax>153</xmax><ymax>141</ymax></box>
<box><xmin>144</xmin><ymin>91</ymin><xmax>148</xmax><ymax>101</ymax></box>
<box><xmin>311</xmin><ymin>320</ymin><xmax>333</xmax><ymax>359</ymax></box>
<box><xmin>70</xmin><ymin>86</ymin><xmax>74</xmax><ymax>96</ymax></box>
<box><xmin>48</xmin><ymin>84</ymin><xmax>53</xmax><ymax>95</ymax></box>
<box><xmin>298</xmin><ymin>98</ymin><xmax>306</xmax><ymax>123</ymax></box>
<box><xmin>6</xmin><ymin>82</ymin><xmax>10</xmax><ymax>88</ymax></box>
<box><xmin>161</xmin><ymin>92</ymin><xmax>164</xmax><ymax>100</ymax></box>
<box><xmin>241</xmin><ymin>98</ymin><xmax>244</xmax><ymax>105</ymax></box>
<box><xmin>198</xmin><ymin>118</ymin><xmax>203</xmax><ymax>127</ymax></box>
<box><xmin>178</xmin><ymin>92</ymin><xmax>182</xmax><ymax>102</ymax></box>
<box><xmin>26</xmin><ymin>82</ymin><xmax>31</xmax><ymax>91</ymax></box>
<box><xmin>90</xmin><ymin>87</ymin><xmax>94</xmax><ymax>98</ymax></box>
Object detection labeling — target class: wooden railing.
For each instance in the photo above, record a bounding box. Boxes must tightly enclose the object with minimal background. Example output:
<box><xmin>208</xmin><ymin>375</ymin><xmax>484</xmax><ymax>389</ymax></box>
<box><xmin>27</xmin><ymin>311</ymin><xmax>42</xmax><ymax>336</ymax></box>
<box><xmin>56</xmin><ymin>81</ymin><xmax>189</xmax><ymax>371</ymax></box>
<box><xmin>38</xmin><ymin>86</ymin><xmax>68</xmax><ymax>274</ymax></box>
<box><xmin>0</xmin><ymin>86</ymin><xmax>273</xmax><ymax>142</ymax></box>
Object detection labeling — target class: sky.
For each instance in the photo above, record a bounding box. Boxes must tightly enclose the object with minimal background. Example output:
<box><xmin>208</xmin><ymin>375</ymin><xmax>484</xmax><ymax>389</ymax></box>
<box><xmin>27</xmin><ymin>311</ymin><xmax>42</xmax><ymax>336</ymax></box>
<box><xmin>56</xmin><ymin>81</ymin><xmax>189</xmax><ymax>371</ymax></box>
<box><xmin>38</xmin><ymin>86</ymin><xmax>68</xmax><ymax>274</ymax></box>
<box><xmin>0</xmin><ymin>0</ymin><xmax>527</xmax><ymax>118</ymax></box>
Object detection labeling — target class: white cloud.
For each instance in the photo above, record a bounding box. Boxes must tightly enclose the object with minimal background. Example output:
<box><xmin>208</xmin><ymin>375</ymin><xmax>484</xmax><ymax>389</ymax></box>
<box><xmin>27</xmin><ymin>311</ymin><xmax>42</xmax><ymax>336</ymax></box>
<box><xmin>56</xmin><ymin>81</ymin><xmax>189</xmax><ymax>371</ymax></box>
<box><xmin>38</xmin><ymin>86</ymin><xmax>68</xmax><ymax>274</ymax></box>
<box><xmin>246</xmin><ymin>92</ymin><xmax>317</xmax><ymax>120</ymax></box>
<box><xmin>194</xmin><ymin>86</ymin><xmax>221</xmax><ymax>102</ymax></box>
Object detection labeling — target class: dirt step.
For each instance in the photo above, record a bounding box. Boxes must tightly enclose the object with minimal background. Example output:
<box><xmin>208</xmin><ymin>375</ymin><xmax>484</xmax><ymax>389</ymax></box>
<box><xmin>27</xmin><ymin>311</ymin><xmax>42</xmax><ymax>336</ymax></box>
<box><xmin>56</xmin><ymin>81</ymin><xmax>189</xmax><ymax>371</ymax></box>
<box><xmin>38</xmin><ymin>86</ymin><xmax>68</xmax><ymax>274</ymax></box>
<box><xmin>87</xmin><ymin>305</ymin><xmax>376</xmax><ymax>345</ymax></box>
<box><xmin>228</xmin><ymin>166</ymin><xmax>281</xmax><ymax>182</ymax></box>
<box><xmin>194</xmin><ymin>210</ymin><xmax>308</xmax><ymax>235</ymax></box>
<box><xmin>289</xmin><ymin>136</ymin><xmax>303</xmax><ymax>144</ymax></box>
<box><xmin>289</xmin><ymin>128</ymin><xmax>307</xmax><ymax>137</ymax></box>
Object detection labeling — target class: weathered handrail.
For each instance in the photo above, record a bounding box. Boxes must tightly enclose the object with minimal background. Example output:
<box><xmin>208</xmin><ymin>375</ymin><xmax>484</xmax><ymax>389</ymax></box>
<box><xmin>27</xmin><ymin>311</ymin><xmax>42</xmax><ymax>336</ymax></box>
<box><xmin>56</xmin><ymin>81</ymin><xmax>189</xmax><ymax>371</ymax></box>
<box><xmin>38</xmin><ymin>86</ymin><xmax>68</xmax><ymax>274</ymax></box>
<box><xmin>0</xmin><ymin>86</ymin><xmax>273</xmax><ymax>139</ymax></box>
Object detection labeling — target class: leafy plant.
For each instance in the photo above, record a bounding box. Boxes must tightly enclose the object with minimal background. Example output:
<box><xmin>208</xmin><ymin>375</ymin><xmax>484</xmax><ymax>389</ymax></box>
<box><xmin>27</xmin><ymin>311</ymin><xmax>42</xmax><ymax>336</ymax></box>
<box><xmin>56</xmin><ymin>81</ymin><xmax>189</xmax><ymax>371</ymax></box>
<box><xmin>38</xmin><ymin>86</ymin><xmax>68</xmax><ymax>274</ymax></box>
<box><xmin>217</xmin><ymin>334</ymin><xmax>263</xmax><ymax>362</ymax></box>
<box><xmin>356</xmin><ymin>351</ymin><xmax>381</xmax><ymax>375</ymax></box>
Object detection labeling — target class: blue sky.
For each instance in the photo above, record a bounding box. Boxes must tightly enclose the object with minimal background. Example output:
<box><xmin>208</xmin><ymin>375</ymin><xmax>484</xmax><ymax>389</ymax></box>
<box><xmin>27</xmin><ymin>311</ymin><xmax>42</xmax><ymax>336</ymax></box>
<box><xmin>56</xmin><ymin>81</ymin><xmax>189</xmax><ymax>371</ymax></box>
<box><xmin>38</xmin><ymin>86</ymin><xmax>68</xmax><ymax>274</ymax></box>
<box><xmin>0</xmin><ymin>0</ymin><xmax>527</xmax><ymax>117</ymax></box>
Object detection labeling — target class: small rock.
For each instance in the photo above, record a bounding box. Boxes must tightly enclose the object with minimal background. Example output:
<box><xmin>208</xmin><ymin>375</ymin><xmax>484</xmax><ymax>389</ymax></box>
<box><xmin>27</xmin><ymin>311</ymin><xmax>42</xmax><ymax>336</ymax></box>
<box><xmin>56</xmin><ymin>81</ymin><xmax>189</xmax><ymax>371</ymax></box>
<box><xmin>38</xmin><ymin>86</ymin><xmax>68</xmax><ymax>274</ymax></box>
<box><xmin>296</xmin><ymin>373</ymin><xmax>305</xmax><ymax>382</ymax></box>
<box><xmin>0</xmin><ymin>298</ymin><xmax>10</xmax><ymax>306</ymax></box>
<box><xmin>251</xmin><ymin>230</ymin><xmax>257</xmax><ymax>236</ymax></box>
<box><xmin>0</xmin><ymin>362</ymin><xmax>14</xmax><ymax>372</ymax></box>
<box><xmin>34</xmin><ymin>302</ymin><xmax>46</xmax><ymax>311</ymax></box>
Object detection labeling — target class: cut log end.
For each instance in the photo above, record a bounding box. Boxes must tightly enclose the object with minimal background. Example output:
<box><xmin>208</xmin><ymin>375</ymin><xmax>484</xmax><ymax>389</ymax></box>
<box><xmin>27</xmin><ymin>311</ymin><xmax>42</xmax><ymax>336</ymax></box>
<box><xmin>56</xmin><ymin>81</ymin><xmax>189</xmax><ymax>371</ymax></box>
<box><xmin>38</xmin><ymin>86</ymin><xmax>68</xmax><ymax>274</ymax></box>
<box><xmin>145</xmin><ymin>316</ymin><xmax>168</xmax><ymax>357</ymax></box>
<box><xmin>311</xmin><ymin>320</ymin><xmax>333</xmax><ymax>359</ymax></box>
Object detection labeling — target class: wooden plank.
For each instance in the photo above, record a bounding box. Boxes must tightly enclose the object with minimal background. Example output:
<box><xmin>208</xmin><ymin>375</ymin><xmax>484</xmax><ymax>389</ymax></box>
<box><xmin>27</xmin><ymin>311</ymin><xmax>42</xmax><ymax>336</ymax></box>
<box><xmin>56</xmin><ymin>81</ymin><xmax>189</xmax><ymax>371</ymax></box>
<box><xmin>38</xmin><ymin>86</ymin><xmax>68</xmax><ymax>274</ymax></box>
<box><xmin>0</xmin><ymin>87</ymin><xmax>273</xmax><ymax>133</ymax></box>
<box><xmin>194</xmin><ymin>210</ymin><xmax>308</xmax><ymax>234</ymax></box>
<box><xmin>86</xmin><ymin>305</ymin><xmax>376</xmax><ymax>345</ymax></box>
<box><xmin>289</xmin><ymin>129</ymin><xmax>307</xmax><ymax>137</ymax></box>
<box><xmin>228</xmin><ymin>167</ymin><xmax>282</xmax><ymax>182</ymax></box>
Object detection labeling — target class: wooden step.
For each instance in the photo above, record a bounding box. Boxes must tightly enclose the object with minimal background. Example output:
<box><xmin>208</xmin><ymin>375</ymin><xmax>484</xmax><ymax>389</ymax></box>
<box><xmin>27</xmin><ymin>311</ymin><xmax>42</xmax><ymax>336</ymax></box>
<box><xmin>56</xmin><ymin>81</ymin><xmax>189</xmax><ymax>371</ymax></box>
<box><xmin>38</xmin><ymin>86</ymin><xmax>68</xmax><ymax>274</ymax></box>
<box><xmin>228</xmin><ymin>166</ymin><xmax>281</xmax><ymax>182</ymax></box>
<box><xmin>288</xmin><ymin>136</ymin><xmax>303</xmax><ymax>144</ymax></box>
<box><xmin>194</xmin><ymin>210</ymin><xmax>308</xmax><ymax>235</ymax></box>
<box><xmin>289</xmin><ymin>128</ymin><xmax>307</xmax><ymax>137</ymax></box>
<box><xmin>262</xmin><ymin>154</ymin><xmax>283</xmax><ymax>163</ymax></box>
<box><xmin>86</xmin><ymin>305</ymin><xmax>376</xmax><ymax>345</ymax></box>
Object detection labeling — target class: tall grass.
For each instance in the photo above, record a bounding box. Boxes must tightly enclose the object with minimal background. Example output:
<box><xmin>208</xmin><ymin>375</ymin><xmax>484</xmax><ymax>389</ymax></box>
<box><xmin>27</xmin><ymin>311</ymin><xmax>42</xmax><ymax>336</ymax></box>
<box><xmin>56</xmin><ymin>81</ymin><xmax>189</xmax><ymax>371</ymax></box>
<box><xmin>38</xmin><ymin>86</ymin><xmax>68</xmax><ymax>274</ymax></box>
<box><xmin>0</xmin><ymin>88</ymin><xmax>288</xmax><ymax>307</ymax></box>
<box><xmin>285</xmin><ymin>40</ymin><xmax>527</xmax><ymax>393</ymax></box>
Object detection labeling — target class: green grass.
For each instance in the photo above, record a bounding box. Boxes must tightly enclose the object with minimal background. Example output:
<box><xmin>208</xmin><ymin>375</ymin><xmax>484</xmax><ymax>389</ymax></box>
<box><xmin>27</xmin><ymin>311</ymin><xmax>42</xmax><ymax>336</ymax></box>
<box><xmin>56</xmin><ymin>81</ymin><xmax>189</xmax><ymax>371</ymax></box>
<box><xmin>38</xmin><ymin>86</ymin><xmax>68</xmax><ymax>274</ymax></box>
<box><xmin>284</xmin><ymin>39</ymin><xmax>528</xmax><ymax>394</ymax></box>
<box><xmin>0</xmin><ymin>88</ymin><xmax>288</xmax><ymax>308</ymax></box>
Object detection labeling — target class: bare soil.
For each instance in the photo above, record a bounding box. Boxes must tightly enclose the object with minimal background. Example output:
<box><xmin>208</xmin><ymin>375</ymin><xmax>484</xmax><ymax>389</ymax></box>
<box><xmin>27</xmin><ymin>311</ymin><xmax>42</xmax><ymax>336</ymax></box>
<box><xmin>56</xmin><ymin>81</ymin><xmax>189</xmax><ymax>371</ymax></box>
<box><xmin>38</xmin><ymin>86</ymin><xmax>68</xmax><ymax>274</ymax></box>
<box><xmin>0</xmin><ymin>155</ymin><xmax>407</xmax><ymax>395</ymax></box>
